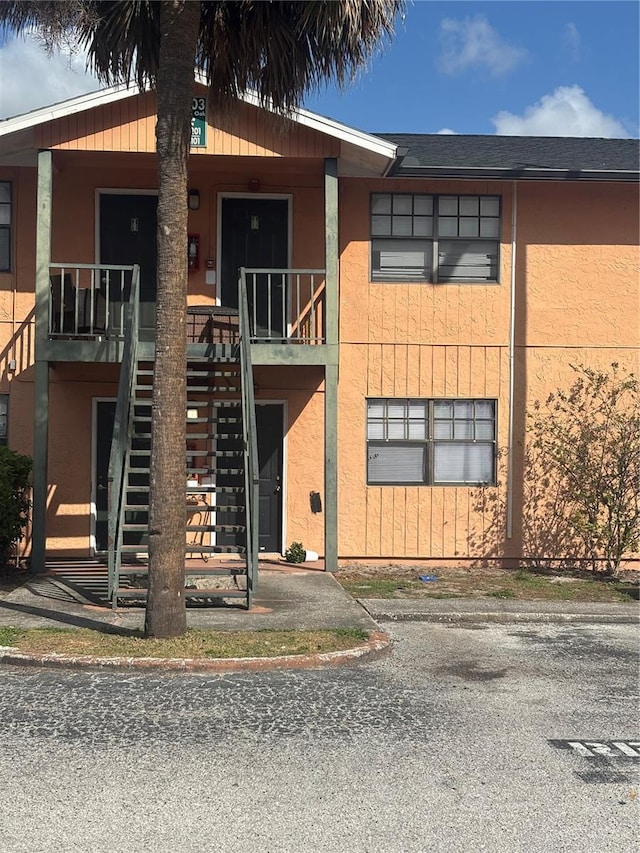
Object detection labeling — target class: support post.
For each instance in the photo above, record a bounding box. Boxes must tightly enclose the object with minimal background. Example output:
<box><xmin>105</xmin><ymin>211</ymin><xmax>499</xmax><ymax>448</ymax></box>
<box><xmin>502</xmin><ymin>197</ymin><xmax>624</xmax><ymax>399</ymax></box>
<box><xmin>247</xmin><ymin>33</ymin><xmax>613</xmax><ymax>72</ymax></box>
<box><xmin>324</xmin><ymin>158</ymin><xmax>339</xmax><ymax>571</ymax></box>
<box><xmin>31</xmin><ymin>150</ymin><xmax>53</xmax><ymax>573</ymax></box>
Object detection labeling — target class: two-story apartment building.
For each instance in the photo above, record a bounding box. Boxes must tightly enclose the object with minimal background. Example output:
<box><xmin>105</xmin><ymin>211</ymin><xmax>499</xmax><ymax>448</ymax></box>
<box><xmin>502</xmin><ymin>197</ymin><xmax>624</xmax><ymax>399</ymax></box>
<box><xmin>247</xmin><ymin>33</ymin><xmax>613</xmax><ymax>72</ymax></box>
<box><xmin>0</xmin><ymin>84</ymin><xmax>638</xmax><ymax>606</ymax></box>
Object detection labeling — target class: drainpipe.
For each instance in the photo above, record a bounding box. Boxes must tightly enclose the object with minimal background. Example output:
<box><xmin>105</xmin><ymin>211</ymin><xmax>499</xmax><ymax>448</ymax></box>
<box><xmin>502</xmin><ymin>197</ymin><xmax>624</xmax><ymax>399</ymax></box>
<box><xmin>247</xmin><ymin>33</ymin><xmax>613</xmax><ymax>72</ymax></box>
<box><xmin>506</xmin><ymin>181</ymin><xmax>517</xmax><ymax>539</ymax></box>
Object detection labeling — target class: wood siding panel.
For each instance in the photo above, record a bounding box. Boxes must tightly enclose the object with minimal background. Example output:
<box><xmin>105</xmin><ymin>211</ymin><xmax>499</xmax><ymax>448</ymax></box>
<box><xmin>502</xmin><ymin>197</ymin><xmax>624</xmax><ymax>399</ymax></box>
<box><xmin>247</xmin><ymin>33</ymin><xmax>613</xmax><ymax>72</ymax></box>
<box><xmin>32</xmin><ymin>92</ymin><xmax>339</xmax><ymax>158</ymax></box>
<box><xmin>339</xmin><ymin>341</ymin><xmax>508</xmax><ymax>560</ymax></box>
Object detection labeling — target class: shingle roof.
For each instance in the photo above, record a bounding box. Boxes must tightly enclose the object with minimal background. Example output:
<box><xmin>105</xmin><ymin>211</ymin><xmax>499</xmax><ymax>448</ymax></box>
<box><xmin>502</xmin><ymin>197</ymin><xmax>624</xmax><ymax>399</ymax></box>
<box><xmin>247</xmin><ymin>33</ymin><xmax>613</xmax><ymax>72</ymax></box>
<box><xmin>375</xmin><ymin>134</ymin><xmax>640</xmax><ymax>180</ymax></box>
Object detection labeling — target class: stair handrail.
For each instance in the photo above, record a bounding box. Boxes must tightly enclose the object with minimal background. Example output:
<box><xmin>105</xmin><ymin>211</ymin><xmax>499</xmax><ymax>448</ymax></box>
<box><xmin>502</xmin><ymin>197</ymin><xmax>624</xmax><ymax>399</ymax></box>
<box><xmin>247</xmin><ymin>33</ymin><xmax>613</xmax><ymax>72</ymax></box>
<box><xmin>238</xmin><ymin>268</ymin><xmax>260</xmax><ymax>604</ymax></box>
<box><xmin>107</xmin><ymin>264</ymin><xmax>141</xmax><ymax>601</ymax></box>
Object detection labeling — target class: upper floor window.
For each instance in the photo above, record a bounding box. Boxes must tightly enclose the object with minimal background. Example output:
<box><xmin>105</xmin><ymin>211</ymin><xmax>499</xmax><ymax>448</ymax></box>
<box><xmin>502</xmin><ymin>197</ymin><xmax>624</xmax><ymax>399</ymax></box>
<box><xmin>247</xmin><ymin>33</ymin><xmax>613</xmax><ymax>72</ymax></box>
<box><xmin>370</xmin><ymin>193</ymin><xmax>500</xmax><ymax>284</ymax></box>
<box><xmin>0</xmin><ymin>182</ymin><xmax>11</xmax><ymax>272</ymax></box>
<box><xmin>367</xmin><ymin>398</ymin><xmax>496</xmax><ymax>485</ymax></box>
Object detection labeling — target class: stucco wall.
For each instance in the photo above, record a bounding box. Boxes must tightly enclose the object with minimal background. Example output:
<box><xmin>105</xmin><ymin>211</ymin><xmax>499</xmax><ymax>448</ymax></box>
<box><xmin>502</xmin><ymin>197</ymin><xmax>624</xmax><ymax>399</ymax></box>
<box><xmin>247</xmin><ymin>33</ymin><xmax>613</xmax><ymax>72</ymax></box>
<box><xmin>337</xmin><ymin>177</ymin><xmax>639</xmax><ymax>564</ymax></box>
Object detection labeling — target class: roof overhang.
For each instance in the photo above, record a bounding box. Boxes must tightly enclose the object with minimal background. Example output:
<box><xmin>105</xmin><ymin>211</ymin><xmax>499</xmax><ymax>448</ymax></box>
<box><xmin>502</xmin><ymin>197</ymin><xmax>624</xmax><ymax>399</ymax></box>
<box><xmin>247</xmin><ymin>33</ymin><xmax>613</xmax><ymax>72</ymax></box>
<box><xmin>0</xmin><ymin>79</ymin><xmax>398</xmax><ymax>176</ymax></box>
<box><xmin>388</xmin><ymin>164</ymin><xmax>640</xmax><ymax>182</ymax></box>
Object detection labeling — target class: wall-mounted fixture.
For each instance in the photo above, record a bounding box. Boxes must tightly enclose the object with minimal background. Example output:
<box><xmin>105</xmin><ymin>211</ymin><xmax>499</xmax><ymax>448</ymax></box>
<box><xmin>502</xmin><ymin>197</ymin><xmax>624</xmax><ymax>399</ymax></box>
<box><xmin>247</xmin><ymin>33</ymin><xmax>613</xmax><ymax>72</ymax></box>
<box><xmin>188</xmin><ymin>188</ymin><xmax>200</xmax><ymax>210</ymax></box>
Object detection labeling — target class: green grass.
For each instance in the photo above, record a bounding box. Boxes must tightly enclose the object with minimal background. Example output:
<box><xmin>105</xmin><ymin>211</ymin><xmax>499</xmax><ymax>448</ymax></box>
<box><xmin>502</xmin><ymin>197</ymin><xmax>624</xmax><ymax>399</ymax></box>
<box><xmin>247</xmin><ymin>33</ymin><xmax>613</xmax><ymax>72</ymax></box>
<box><xmin>337</xmin><ymin>566</ymin><xmax>639</xmax><ymax>603</ymax></box>
<box><xmin>0</xmin><ymin>627</ymin><xmax>371</xmax><ymax>659</ymax></box>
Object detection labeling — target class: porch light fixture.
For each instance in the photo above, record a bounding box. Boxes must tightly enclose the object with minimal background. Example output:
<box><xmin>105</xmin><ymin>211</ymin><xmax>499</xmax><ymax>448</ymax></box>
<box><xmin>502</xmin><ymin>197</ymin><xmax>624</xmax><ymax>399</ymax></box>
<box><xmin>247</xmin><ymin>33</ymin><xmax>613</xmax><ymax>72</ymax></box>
<box><xmin>188</xmin><ymin>189</ymin><xmax>200</xmax><ymax>210</ymax></box>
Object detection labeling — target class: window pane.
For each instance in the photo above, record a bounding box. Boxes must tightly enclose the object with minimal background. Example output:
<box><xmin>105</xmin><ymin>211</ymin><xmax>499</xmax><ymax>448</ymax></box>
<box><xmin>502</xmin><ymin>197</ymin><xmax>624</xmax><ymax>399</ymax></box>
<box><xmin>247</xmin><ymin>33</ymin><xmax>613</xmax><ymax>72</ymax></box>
<box><xmin>459</xmin><ymin>218</ymin><xmax>479</xmax><ymax>237</ymax></box>
<box><xmin>393</xmin><ymin>195</ymin><xmax>413</xmax><ymax>215</ymax></box>
<box><xmin>371</xmin><ymin>215</ymin><xmax>391</xmax><ymax>236</ymax></box>
<box><xmin>433</xmin><ymin>442</ymin><xmax>494</xmax><ymax>484</ymax></box>
<box><xmin>0</xmin><ymin>395</ymin><xmax>7</xmax><ymax>444</ymax></box>
<box><xmin>367</xmin><ymin>420</ymin><xmax>384</xmax><ymax>439</ymax></box>
<box><xmin>387</xmin><ymin>420</ymin><xmax>406</xmax><ymax>439</ymax></box>
<box><xmin>392</xmin><ymin>216</ymin><xmax>413</xmax><ymax>237</ymax></box>
<box><xmin>407</xmin><ymin>420</ymin><xmax>427</xmax><ymax>439</ymax></box>
<box><xmin>0</xmin><ymin>229</ymin><xmax>9</xmax><ymax>271</ymax></box>
<box><xmin>475</xmin><ymin>400</ymin><xmax>495</xmax><ymax>418</ymax></box>
<box><xmin>438</xmin><ymin>217</ymin><xmax>458</xmax><ymax>237</ymax></box>
<box><xmin>0</xmin><ymin>183</ymin><xmax>10</xmax><ymax>204</ymax></box>
<box><xmin>453</xmin><ymin>421</ymin><xmax>473</xmax><ymax>439</ymax></box>
<box><xmin>368</xmin><ymin>400</ymin><xmax>385</xmax><ymax>418</ymax></box>
<box><xmin>371</xmin><ymin>194</ymin><xmax>391</xmax><ymax>214</ymax></box>
<box><xmin>459</xmin><ymin>197</ymin><xmax>479</xmax><ymax>216</ymax></box>
<box><xmin>368</xmin><ymin>443</ymin><xmax>426</xmax><ymax>484</ymax></box>
<box><xmin>387</xmin><ymin>402</ymin><xmax>406</xmax><ymax>418</ymax></box>
<box><xmin>0</xmin><ymin>206</ymin><xmax>10</xmax><ymax>226</ymax></box>
<box><xmin>433</xmin><ymin>401</ymin><xmax>452</xmax><ymax>418</ymax></box>
<box><xmin>438</xmin><ymin>240</ymin><xmax>497</xmax><ymax>282</ymax></box>
<box><xmin>439</xmin><ymin>197</ymin><xmax>458</xmax><ymax>216</ymax></box>
<box><xmin>372</xmin><ymin>239</ymin><xmax>432</xmax><ymax>280</ymax></box>
<box><xmin>414</xmin><ymin>196</ymin><xmax>433</xmax><ymax>215</ymax></box>
<box><xmin>408</xmin><ymin>401</ymin><xmax>427</xmax><ymax>419</ymax></box>
<box><xmin>480</xmin><ymin>218</ymin><xmax>500</xmax><ymax>238</ymax></box>
<box><xmin>480</xmin><ymin>196</ymin><xmax>500</xmax><ymax>217</ymax></box>
<box><xmin>475</xmin><ymin>421</ymin><xmax>495</xmax><ymax>439</ymax></box>
<box><xmin>413</xmin><ymin>216</ymin><xmax>433</xmax><ymax>237</ymax></box>
<box><xmin>454</xmin><ymin>401</ymin><xmax>473</xmax><ymax>418</ymax></box>
<box><xmin>434</xmin><ymin>421</ymin><xmax>453</xmax><ymax>439</ymax></box>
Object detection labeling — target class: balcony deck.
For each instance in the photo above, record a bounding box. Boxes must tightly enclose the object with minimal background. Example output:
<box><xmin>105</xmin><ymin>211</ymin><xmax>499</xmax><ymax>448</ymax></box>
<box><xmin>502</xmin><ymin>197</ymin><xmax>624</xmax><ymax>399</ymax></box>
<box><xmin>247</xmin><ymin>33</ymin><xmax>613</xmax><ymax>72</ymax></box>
<box><xmin>42</xmin><ymin>265</ymin><xmax>334</xmax><ymax>366</ymax></box>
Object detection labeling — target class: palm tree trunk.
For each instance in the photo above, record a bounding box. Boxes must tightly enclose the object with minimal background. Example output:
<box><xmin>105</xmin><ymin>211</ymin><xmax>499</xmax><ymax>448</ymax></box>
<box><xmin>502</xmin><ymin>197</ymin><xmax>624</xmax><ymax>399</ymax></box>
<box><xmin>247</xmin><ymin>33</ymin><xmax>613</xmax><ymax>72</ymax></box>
<box><xmin>145</xmin><ymin>0</ymin><xmax>200</xmax><ymax>638</ymax></box>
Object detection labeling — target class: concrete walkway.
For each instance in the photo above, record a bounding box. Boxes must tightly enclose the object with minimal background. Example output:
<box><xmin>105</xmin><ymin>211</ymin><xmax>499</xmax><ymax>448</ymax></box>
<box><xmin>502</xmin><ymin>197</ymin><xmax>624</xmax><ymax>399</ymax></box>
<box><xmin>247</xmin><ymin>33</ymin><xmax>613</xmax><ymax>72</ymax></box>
<box><xmin>0</xmin><ymin>564</ymin><xmax>636</xmax><ymax>634</ymax></box>
<box><xmin>0</xmin><ymin>564</ymin><xmax>379</xmax><ymax>633</ymax></box>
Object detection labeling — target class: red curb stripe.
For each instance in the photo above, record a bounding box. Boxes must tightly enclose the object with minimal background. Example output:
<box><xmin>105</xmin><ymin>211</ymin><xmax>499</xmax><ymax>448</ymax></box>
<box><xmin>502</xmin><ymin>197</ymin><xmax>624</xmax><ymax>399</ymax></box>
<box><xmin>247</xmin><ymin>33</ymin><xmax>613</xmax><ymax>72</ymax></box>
<box><xmin>0</xmin><ymin>630</ymin><xmax>391</xmax><ymax>673</ymax></box>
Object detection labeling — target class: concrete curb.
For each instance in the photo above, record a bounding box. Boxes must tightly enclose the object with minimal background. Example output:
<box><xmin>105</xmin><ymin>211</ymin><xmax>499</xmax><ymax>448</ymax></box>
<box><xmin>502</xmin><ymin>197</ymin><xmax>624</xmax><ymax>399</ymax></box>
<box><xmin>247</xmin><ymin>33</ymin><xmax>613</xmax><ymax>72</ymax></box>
<box><xmin>0</xmin><ymin>630</ymin><xmax>391</xmax><ymax>674</ymax></box>
<box><xmin>358</xmin><ymin>601</ymin><xmax>639</xmax><ymax>626</ymax></box>
<box><xmin>365</xmin><ymin>611</ymin><xmax>639</xmax><ymax>625</ymax></box>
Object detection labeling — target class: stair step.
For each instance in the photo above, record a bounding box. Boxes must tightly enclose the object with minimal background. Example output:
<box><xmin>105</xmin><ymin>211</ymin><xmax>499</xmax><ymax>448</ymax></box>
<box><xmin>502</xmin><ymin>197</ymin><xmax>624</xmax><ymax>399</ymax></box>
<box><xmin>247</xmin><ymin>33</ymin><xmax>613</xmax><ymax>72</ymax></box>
<box><xmin>116</xmin><ymin>588</ymin><xmax>248</xmax><ymax>601</ymax></box>
<box><xmin>117</xmin><ymin>566</ymin><xmax>247</xmax><ymax>577</ymax></box>
<box><xmin>120</xmin><ymin>543</ymin><xmax>246</xmax><ymax>554</ymax></box>
<box><xmin>188</xmin><ymin>467</ymin><xmax>244</xmax><ymax>476</ymax></box>
<box><xmin>186</xmin><ymin>524</ymin><xmax>245</xmax><ymax>533</ymax></box>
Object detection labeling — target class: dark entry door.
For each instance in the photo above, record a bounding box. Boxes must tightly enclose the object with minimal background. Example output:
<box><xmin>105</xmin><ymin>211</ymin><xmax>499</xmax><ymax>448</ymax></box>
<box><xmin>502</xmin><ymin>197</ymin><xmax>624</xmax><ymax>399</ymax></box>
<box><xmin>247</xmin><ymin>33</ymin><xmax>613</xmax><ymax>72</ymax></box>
<box><xmin>256</xmin><ymin>404</ymin><xmax>284</xmax><ymax>552</ymax></box>
<box><xmin>221</xmin><ymin>198</ymin><xmax>288</xmax><ymax>336</ymax></box>
<box><xmin>100</xmin><ymin>193</ymin><xmax>157</xmax><ymax>339</ymax></box>
<box><xmin>216</xmin><ymin>403</ymin><xmax>283</xmax><ymax>553</ymax></box>
<box><xmin>95</xmin><ymin>400</ymin><xmax>116</xmax><ymax>552</ymax></box>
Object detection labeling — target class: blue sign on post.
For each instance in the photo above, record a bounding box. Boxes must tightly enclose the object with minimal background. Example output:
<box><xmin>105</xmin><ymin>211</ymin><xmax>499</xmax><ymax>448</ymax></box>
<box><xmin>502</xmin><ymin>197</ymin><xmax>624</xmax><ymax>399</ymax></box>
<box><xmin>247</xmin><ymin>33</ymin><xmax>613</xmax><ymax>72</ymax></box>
<box><xmin>191</xmin><ymin>96</ymin><xmax>207</xmax><ymax>148</ymax></box>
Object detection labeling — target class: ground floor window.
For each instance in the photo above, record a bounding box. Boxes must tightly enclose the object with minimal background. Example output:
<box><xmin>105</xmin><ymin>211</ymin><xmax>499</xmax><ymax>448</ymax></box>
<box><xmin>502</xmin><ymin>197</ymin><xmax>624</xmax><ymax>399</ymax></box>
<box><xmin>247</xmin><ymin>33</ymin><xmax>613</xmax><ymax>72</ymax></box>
<box><xmin>0</xmin><ymin>395</ymin><xmax>8</xmax><ymax>445</ymax></box>
<box><xmin>367</xmin><ymin>398</ymin><xmax>496</xmax><ymax>485</ymax></box>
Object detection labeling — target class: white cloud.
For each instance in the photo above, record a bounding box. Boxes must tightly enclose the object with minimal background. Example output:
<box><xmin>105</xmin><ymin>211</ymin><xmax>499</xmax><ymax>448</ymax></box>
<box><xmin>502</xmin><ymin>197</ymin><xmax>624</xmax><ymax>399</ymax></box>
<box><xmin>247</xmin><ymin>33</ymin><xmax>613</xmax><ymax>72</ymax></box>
<box><xmin>0</xmin><ymin>34</ymin><xmax>100</xmax><ymax>119</ymax></box>
<box><xmin>436</xmin><ymin>128</ymin><xmax>457</xmax><ymax>135</ymax></box>
<box><xmin>492</xmin><ymin>85</ymin><xmax>630</xmax><ymax>137</ymax></box>
<box><xmin>437</xmin><ymin>15</ymin><xmax>527</xmax><ymax>77</ymax></box>
<box><xmin>564</xmin><ymin>22</ymin><xmax>581</xmax><ymax>63</ymax></box>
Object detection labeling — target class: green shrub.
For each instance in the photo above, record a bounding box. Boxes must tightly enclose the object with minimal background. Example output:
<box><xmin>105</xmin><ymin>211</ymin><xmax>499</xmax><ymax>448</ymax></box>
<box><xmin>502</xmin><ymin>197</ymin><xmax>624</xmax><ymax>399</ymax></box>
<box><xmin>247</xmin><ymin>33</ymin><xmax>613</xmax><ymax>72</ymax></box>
<box><xmin>0</xmin><ymin>447</ymin><xmax>32</xmax><ymax>568</ymax></box>
<box><xmin>284</xmin><ymin>542</ymin><xmax>306</xmax><ymax>563</ymax></box>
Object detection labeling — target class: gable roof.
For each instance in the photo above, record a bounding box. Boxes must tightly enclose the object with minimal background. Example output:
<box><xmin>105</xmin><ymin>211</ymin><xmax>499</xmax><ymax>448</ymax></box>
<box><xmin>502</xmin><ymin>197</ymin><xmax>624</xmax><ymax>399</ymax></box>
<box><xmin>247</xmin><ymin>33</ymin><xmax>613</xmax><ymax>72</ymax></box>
<box><xmin>0</xmin><ymin>82</ymin><xmax>397</xmax><ymax>174</ymax></box>
<box><xmin>376</xmin><ymin>133</ymin><xmax>640</xmax><ymax>181</ymax></box>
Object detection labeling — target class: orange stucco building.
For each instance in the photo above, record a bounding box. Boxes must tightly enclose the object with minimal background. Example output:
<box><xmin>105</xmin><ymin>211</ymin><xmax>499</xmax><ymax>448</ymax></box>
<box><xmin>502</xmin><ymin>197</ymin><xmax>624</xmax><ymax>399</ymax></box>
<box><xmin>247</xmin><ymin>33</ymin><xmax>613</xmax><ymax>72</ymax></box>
<box><xmin>0</xmin><ymin>84</ymin><xmax>638</xmax><ymax>602</ymax></box>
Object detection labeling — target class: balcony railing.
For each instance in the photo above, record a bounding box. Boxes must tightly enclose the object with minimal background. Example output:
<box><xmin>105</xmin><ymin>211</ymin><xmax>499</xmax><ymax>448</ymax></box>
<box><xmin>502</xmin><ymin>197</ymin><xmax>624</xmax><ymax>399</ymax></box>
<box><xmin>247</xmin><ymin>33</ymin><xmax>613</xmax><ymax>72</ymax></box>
<box><xmin>242</xmin><ymin>268</ymin><xmax>326</xmax><ymax>344</ymax></box>
<box><xmin>47</xmin><ymin>264</ymin><xmax>327</xmax><ymax>346</ymax></box>
<box><xmin>49</xmin><ymin>263</ymin><xmax>135</xmax><ymax>339</ymax></box>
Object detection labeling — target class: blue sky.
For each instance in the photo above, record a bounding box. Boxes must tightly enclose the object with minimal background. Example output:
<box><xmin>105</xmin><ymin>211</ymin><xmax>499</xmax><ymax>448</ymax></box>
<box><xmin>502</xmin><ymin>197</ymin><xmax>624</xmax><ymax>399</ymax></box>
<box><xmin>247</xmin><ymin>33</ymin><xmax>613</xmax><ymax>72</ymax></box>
<box><xmin>0</xmin><ymin>1</ymin><xmax>638</xmax><ymax>137</ymax></box>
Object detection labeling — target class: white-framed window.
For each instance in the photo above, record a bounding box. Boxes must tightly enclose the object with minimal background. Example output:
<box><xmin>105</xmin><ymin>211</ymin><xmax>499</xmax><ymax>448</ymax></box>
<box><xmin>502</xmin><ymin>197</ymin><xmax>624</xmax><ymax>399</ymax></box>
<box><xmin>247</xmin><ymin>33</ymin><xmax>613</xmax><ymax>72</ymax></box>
<box><xmin>367</xmin><ymin>398</ymin><xmax>496</xmax><ymax>485</ymax></box>
<box><xmin>371</xmin><ymin>193</ymin><xmax>500</xmax><ymax>283</ymax></box>
<box><xmin>0</xmin><ymin>182</ymin><xmax>11</xmax><ymax>272</ymax></box>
